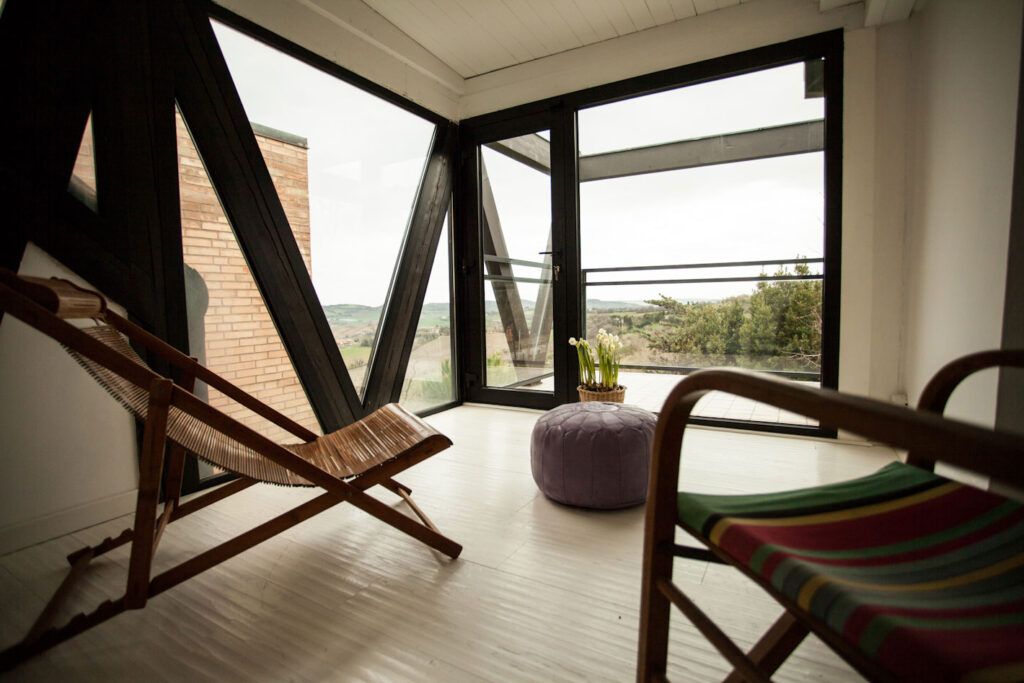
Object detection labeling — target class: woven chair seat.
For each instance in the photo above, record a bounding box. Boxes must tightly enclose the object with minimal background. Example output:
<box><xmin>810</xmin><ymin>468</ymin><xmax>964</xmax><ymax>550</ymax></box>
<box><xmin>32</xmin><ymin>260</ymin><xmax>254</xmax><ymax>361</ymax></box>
<box><xmin>67</xmin><ymin>324</ymin><xmax>443</xmax><ymax>486</ymax></box>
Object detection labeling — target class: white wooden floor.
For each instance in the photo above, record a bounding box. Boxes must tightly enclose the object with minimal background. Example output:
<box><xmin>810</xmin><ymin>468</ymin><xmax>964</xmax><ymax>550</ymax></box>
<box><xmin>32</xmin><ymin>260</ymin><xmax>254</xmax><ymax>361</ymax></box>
<box><xmin>0</xmin><ymin>405</ymin><xmax>898</xmax><ymax>682</ymax></box>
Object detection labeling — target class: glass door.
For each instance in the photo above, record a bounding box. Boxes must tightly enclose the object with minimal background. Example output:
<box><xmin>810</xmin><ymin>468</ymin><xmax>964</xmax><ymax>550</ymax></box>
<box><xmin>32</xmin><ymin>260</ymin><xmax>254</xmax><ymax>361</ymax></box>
<box><xmin>460</xmin><ymin>117</ymin><xmax>575</xmax><ymax>410</ymax></box>
<box><xmin>576</xmin><ymin>59</ymin><xmax>836</xmax><ymax>435</ymax></box>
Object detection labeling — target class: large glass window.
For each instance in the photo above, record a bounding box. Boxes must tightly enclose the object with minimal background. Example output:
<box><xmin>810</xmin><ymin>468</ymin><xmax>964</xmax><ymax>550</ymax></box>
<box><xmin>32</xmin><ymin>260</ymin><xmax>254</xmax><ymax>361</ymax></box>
<box><xmin>578</xmin><ymin>62</ymin><xmax>826</xmax><ymax>426</ymax></box>
<box><xmin>213</xmin><ymin>21</ymin><xmax>435</xmax><ymax>399</ymax></box>
<box><xmin>400</xmin><ymin>214</ymin><xmax>455</xmax><ymax>412</ymax></box>
<box><xmin>177</xmin><ymin>111</ymin><xmax>322</xmax><ymax>481</ymax></box>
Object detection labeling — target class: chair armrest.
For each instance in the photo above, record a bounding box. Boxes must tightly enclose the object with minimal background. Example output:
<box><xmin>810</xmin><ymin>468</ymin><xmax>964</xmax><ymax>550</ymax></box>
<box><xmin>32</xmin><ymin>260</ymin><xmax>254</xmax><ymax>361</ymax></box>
<box><xmin>652</xmin><ymin>369</ymin><xmax>1024</xmax><ymax>493</ymax></box>
<box><xmin>906</xmin><ymin>349</ymin><xmax>1024</xmax><ymax>471</ymax></box>
<box><xmin>917</xmin><ymin>349</ymin><xmax>1024</xmax><ymax>413</ymax></box>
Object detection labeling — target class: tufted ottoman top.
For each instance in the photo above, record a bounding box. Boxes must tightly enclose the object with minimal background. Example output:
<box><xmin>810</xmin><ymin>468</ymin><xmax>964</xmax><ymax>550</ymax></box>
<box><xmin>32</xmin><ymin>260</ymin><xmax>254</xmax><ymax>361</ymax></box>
<box><xmin>536</xmin><ymin>401</ymin><xmax>656</xmax><ymax>433</ymax></box>
<box><xmin>530</xmin><ymin>402</ymin><xmax>657</xmax><ymax>509</ymax></box>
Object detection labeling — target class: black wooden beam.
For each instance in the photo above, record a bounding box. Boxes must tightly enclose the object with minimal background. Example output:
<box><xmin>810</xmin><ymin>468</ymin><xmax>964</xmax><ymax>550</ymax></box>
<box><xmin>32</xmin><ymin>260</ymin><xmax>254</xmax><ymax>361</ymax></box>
<box><xmin>361</xmin><ymin>123</ymin><xmax>457</xmax><ymax>409</ymax></box>
<box><xmin>484</xmin><ymin>134</ymin><xmax>551</xmax><ymax>175</ymax></box>
<box><xmin>0</xmin><ymin>172</ymin><xmax>139</xmax><ymax>310</ymax></box>
<box><xmin>0</xmin><ymin>0</ymin><xmax>152</xmax><ymax>324</ymax></box>
<box><xmin>579</xmin><ymin>120</ymin><xmax>824</xmax><ymax>182</ymax></box>
<box><xmin>819</xmin><ymin>32</ymin><xmax>844</xmax><ymax>409</ymax></box>
<box><xmin>0</xmin><ymin>0</ymin><xmax>96</xmax><ymax>199</ymax></box>
<box><xmin>553</xmin><ymin>106</ymin><xmax>582</xmax><ymax>403</ymax></box>
<box><xmin>485</xmin><ymin>122</ymin><xmax>824</xmax><ymax>182</ymax></box>
<box><xmin>169</xmin><ymin>0</ymin><xmax>360</xmax><ymax>428</ymax></box>
<box><xmin>92</xmin><ymin>1</ymin><xmax>188</xmax><ymax>344</ymax></box>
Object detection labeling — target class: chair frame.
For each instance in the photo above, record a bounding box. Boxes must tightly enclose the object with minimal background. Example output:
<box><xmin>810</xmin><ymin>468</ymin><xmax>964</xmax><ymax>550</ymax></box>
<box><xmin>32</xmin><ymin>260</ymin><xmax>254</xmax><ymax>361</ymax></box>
<box><xmin>636</xmin><ymin>351</ymin><xmax>1024</xmax><ymax>682</ymax></box>
<box><xmin>0</xmin><ymin>272</ymin><xmax>462</xmax><ymax>670</ymax></box>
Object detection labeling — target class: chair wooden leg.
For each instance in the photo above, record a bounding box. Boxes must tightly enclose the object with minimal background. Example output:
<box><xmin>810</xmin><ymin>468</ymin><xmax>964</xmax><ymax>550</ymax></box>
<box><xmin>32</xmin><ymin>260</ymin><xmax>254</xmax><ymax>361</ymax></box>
<box><xmin>125</xmin><ymin>378</ymin><xmax>172</xmax><ymax>609</ymax></box>
<box><xmin>385</xmin><ymin>478</ymin><xmax>412</xmax><ymax>495</ymax></box>
<box><xmin>171</xmin><ymin>477</ymin><xmax>257</xmax><ymax>521</ymax></box>
<box><xmin>638</xmin><ymin>542</ymin><xmax>675</xmax><ymax>682</ymax></box>
<box><xmin>722</xmin><ymin>612</ymin><xmax>808</xmax><ymax>683</ymax></box>
<box><xmin>344</xmin><ymin>486</ymin><xmax>462</xmax><ymax>559</ymax></box>
<box><xmin>162</xmin><ymin>443</ymin><xmax>187</xmax><ymax>511</ymax></box>
<box><xmin>381</xmin><ymin>479</ymin><xmax>440</xmax><ymax>533</ymax></box>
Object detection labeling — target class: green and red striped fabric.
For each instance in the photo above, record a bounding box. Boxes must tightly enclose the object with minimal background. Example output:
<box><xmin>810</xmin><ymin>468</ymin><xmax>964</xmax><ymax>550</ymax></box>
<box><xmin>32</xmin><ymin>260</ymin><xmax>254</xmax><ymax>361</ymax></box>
<box><xmin>677</xmin><ymin>462</ymin><xmax>1024</xmax><ymax>682</ymax></box>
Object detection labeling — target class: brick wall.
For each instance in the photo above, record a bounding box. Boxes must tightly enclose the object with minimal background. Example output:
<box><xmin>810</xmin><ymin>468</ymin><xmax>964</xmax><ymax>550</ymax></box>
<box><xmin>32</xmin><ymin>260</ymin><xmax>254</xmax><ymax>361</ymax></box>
<box><xmin>177</xmin><ymin>116</ymin><xmax>320</xmax><ymax>442</ymax></box>
<box><xmin>66</xmin><ymin>114</ymin><xmax>320</xmax><ymax>441</ymax></box>
<box><xmin>69</xmin><ymin>116</ymin><xmax>96</xmax><ymax>207</ymax></box>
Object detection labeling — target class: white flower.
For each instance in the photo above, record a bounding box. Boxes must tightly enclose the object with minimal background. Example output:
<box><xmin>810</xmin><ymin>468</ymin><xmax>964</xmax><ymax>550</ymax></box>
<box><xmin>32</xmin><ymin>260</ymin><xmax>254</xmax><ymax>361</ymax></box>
<box><xmin>568</xmin><ymin>337</ymin><xmax>578</xmax><ymax>346</ymax></box>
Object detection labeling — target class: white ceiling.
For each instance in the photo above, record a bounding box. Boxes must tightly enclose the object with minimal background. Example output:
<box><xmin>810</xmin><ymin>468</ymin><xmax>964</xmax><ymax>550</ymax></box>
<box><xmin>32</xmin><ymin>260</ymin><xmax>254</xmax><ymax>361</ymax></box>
<box><xmin>219</xmin><ymin>0</ymin><xmax>917</xmax><ymax>120</ymax></box>
<box><xmin>360</xmin><ymin>0</ymin><xmax>754</xmax><ymax>78</ymax></box>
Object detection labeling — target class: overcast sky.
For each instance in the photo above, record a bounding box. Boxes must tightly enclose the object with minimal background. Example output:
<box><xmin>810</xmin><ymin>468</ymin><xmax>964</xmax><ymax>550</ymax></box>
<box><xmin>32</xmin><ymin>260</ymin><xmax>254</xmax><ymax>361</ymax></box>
<box><xmin>215</xmin><ymin>22</ymin><xmax>824</xmax><ymax>309</ymax></box>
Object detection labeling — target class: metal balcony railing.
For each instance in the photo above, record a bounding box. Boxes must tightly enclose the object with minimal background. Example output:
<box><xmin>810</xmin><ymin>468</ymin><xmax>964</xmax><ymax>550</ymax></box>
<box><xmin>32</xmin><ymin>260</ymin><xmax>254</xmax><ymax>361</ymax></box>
<box><xmin>583</xmin><ymin>257</ymin><xmax>824</xmax><ymax>382</ymax></box>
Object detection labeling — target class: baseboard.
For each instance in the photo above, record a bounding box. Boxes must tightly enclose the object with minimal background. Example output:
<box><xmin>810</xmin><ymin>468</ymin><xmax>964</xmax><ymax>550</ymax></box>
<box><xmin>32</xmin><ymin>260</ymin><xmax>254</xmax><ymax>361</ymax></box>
<box><xmin>0</xmin><ymin>489</ymin><xmax>138</xmax><ymax>556</ymax></box>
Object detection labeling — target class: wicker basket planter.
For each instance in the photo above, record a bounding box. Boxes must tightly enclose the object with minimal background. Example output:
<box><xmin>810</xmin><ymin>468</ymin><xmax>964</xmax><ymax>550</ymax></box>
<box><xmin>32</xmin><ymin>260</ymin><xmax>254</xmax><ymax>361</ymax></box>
<box><xmin>577</xmin><ymin>385</ymin><xmax>626</xmax><ymax>403</ymax></box>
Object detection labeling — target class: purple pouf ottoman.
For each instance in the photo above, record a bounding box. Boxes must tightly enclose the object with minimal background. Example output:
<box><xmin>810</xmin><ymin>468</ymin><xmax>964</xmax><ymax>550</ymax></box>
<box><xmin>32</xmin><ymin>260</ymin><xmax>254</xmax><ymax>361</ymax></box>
<box><xmin>531</xmin><ymin>402</ymin><xmax>657</xmax><ymax>509</ymax></box>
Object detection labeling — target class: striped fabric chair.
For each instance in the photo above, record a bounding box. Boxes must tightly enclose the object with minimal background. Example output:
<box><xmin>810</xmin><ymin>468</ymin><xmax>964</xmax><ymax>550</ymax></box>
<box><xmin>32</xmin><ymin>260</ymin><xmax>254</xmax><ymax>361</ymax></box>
<box><xmin>637</xmin><ymin>352</ymin><xmax>1024</xmax><ymax>682</ymax></box>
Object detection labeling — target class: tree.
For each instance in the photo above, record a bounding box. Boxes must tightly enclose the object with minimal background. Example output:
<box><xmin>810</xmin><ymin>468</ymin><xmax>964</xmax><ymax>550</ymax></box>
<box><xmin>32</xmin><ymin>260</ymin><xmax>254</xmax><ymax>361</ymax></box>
<box><xmin>641</xmin><ymin>263</ymin><xmax>822</xmax><ymax>369</ymax></box>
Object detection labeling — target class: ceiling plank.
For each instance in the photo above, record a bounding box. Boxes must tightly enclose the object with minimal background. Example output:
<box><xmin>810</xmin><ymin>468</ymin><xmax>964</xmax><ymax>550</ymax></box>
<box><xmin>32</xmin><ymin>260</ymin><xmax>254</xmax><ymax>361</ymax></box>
<box><xmin>362</xmin><ymin>0</ymin><xmax>477</xmax><ymax>77</ymax></box>
<box><xmin>593</xmin><ymin>0</ymin><xmax>639</xmax><ymax>35</ymax></box>
<box><xmin>620</xmin><ymin>0</ymin><xmax>658</xmax><ymax>31</ymax></box>
<box><xmin>564</xmin><ymin>0</ymin><xmax>618</xmax><ymax>42</ymax></box>
<box><xmin>644</xmin><ymin>0</ymin><xmax>677</xmax><ymax>25</ymax></box>
<box><xmin>546</xmin><ymin>0</ymin><xmax>599</xmax><ymax>46</ymax></box>
<box><xmin>425</xmin><ymin>0</ymin><xmax>520</xmax><ymax>74</ymax></box>
<box><xmin>450</xmin><ymin>0</ymin><xmax>539</xmax><ymax>64</ymax></box>
<box><xmin>865</xmin><ymin>0</ymin><xmax>916</xmax><ymax>26</ymax></box>
<box><xmin>666</xmin><ymin>0</ymin><xmax>697</xmax><ymax>21</ymax></box>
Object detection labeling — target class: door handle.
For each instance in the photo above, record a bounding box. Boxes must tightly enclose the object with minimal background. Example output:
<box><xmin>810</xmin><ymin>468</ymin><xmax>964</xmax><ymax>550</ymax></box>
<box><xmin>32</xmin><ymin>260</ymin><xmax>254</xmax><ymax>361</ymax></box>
<box><xmin>539</xmin><ymin>251</ymin><xmax>561</xmax><ymax>281</ymax></box>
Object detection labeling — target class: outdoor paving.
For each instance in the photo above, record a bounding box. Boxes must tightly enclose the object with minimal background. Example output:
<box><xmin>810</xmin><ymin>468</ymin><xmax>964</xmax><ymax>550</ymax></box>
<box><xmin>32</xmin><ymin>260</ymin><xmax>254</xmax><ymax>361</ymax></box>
<box><xmin>618</xmin><ymin>370</ymin><xmax>818</xmax><ymax>427</ymax></box>
<box><xmin>527</xmin><ymin>370</ymin><xmax>818</xmax><ymax>427</ymax></box>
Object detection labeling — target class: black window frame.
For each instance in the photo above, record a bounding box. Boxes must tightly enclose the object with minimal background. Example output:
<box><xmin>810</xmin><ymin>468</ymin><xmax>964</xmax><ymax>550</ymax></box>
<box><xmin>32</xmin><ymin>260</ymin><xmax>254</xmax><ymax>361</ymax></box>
<box><xmin>456</xmin><ymin>30</ymin><xmax>843</xmax><ymax>438</ymax></box>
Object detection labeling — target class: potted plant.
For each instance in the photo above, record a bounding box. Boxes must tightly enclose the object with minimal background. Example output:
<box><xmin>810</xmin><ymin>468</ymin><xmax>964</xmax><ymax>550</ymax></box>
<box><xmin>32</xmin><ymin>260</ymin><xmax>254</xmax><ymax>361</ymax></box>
<box><xmin>569</xmin><ymin>329</ymin><xmax>625</xmax><ymax>402</ymax></box>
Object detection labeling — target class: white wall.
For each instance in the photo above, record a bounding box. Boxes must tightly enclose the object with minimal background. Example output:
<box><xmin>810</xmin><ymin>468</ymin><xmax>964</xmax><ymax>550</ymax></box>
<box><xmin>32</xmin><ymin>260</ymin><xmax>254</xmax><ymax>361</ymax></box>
<box><xmin>902</xmin><ymin>0</ymin><xmax>1022</xmax><ymax>426</ymax></box>
<box><xmin>0</xmin><ymin>244</ymin><xmax>138</xmax><ymax>553</ymax></box>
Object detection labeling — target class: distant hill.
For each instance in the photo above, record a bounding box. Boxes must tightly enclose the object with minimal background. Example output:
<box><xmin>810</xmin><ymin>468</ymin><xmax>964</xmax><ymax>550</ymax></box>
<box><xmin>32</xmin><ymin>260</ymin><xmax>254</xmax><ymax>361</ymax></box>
<box><xmin>322</xmin><ymin>299</ymin><xmax>650</xmax><ymax>325</ymax></box>
<box><xmin>323</xmin><ymin>302</ymin><xmax>451</xmax><ymax>328</ymax></box>
<box><xmin>322</xmin><ymin>303</ymin><xmax>380</xmax><ymax>325</ymax></box>
<box><xmin>480</xmin><ymin>299</ymin><xmax>652</xmax><ymax>314</ymax></box>
<box><xmin>586</xmin><ymin>299</ymin><xmax>655</xmax><ymax>311</ymax></box>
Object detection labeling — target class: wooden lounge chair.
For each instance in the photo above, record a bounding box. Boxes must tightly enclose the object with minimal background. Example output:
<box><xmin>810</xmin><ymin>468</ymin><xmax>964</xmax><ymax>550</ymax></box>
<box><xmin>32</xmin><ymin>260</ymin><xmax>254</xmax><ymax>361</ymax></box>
<box><xmin>637</xmin><ymin>352</ymin><xmax>1024</xmax><ymax>682</ymax></box>
<box><xmin>0</xmin><ymin>269</ymin><xmax>462</xmax><ymax>670</ymax></box>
